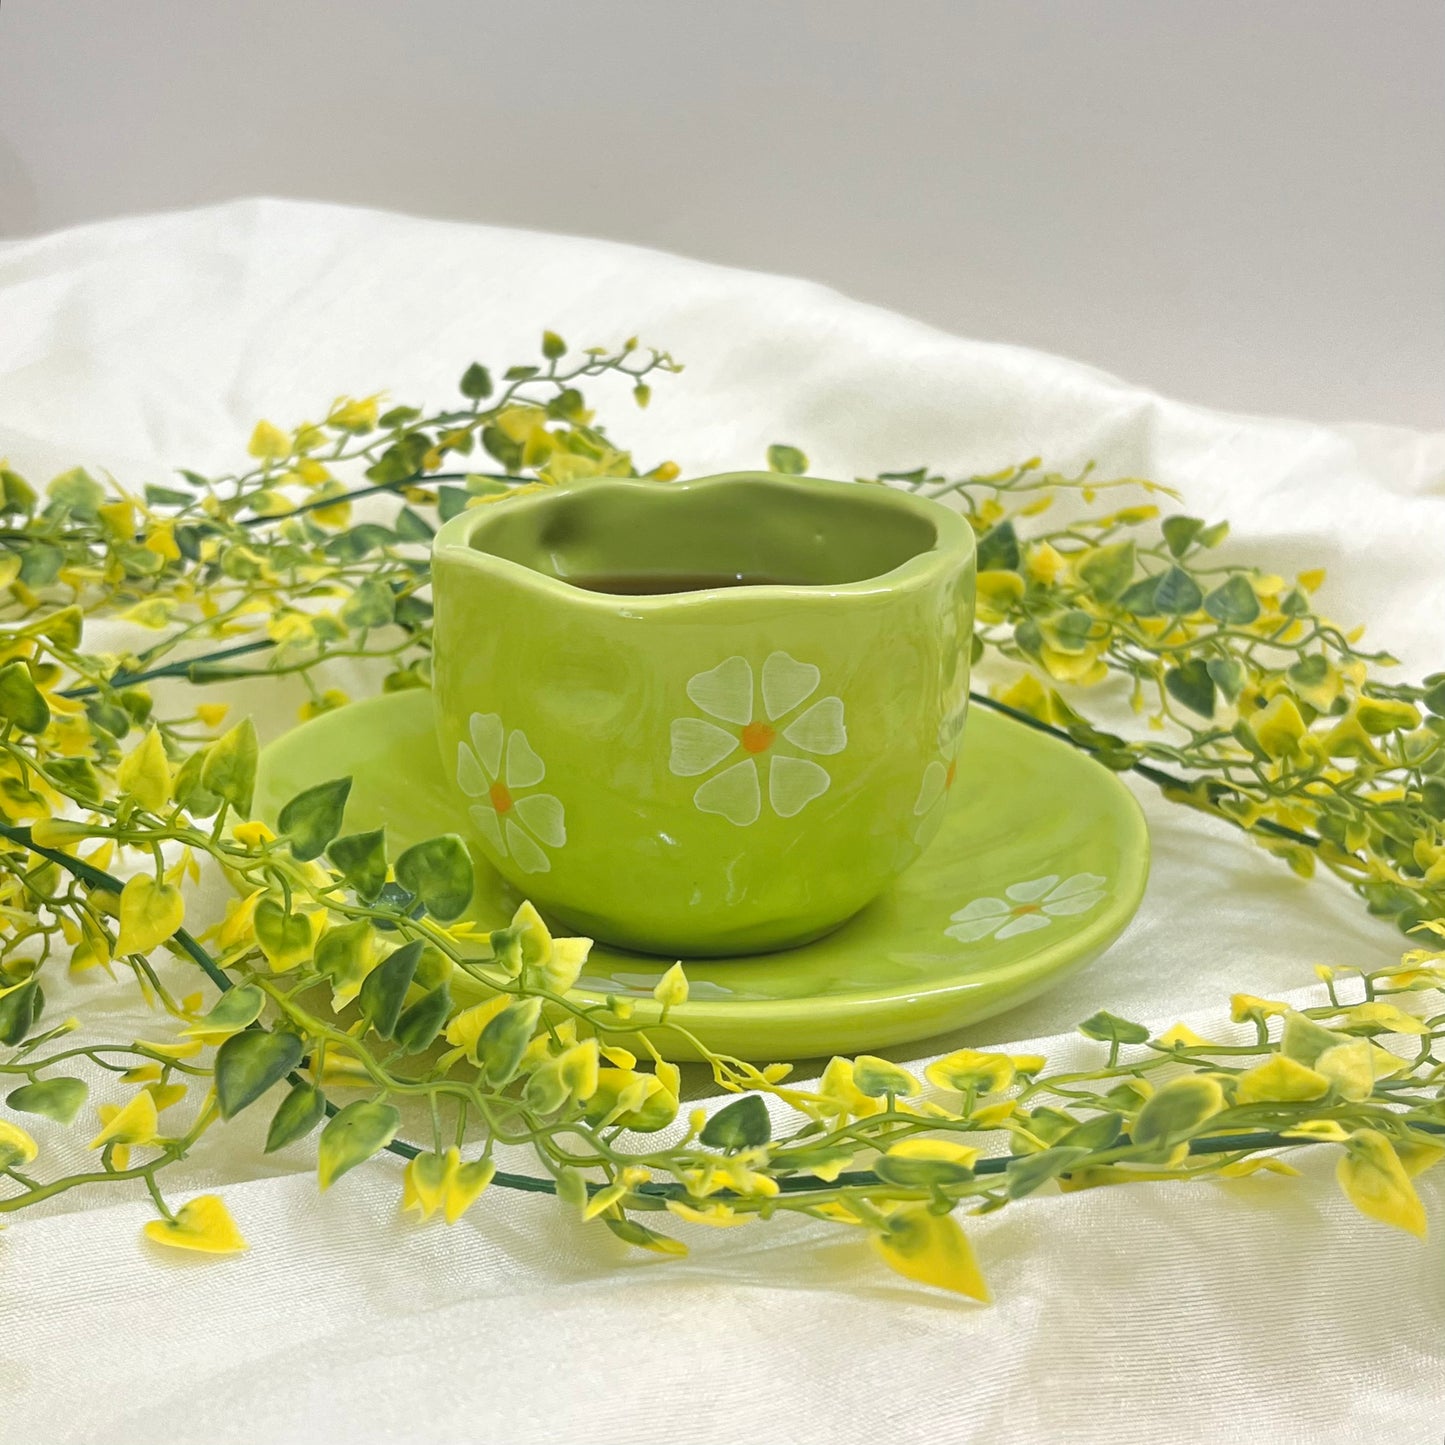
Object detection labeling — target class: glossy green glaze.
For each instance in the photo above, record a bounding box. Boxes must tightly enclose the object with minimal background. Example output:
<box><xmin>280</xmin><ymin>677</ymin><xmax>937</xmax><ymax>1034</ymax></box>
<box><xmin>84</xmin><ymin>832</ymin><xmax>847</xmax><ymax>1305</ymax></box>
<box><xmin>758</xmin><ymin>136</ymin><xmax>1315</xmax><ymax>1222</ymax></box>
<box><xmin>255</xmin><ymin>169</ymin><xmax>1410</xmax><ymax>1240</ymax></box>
<box><xmin>430</xmin><ymin>474</ymin><xmax>976</xmax><ymax>955</ymax></box>
<box><xmin>255</xmin><ymin>690</ymin><xmax>1150</xmax><ymax>1062</ymax></box>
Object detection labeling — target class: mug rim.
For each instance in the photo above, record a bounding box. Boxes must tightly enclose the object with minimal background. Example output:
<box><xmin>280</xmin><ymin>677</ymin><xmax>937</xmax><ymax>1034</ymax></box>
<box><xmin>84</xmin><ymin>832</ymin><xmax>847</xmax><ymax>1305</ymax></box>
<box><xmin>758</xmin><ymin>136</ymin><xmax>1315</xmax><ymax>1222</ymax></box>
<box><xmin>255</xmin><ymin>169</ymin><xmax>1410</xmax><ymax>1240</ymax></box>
<box><xmin>431</xmin><ymin>471</ymin><xmax>975</xmax><ymax>609</ymax></box>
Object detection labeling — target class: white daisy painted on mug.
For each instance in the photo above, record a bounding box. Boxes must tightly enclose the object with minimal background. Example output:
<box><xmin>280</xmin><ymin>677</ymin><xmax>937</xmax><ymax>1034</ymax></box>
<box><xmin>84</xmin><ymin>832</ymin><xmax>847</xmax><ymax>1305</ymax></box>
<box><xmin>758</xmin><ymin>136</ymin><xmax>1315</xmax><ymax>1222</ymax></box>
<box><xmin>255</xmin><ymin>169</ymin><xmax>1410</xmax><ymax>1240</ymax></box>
<box><xmin>670</xmin><ymin>651</ymin><xmax>847</xmax><ymax>826</ymax></box>
<box><xmin>456</xmin><ymin>712</ymin><xmax>566</xmax><ymax>873</ymax></box>
<box><xmin>945</xmin><ymin>873</ymin><xmax>1106</xmax><ymax>943</ymax></box>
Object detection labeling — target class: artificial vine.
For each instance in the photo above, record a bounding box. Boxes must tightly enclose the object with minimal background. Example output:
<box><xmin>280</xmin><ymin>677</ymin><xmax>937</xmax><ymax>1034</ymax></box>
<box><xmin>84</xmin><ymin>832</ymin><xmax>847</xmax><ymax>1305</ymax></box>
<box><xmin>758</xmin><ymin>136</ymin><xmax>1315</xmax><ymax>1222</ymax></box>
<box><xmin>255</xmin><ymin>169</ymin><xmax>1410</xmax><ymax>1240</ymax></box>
<box><xmin>0</xmin><ymin>334</ymin><xmax>1439</xmax><ymax>1298</ymax></box>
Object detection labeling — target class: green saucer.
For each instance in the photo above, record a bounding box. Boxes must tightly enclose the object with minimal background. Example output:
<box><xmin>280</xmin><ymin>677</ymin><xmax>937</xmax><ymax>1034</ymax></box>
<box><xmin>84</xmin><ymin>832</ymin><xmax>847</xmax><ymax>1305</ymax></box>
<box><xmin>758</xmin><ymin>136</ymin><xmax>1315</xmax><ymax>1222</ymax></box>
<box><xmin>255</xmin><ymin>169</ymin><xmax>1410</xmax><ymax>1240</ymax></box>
<box><xmin>255</xmin><ymin>690</ymin><xmax>1148</xmax><ymax>1061</ymax></box>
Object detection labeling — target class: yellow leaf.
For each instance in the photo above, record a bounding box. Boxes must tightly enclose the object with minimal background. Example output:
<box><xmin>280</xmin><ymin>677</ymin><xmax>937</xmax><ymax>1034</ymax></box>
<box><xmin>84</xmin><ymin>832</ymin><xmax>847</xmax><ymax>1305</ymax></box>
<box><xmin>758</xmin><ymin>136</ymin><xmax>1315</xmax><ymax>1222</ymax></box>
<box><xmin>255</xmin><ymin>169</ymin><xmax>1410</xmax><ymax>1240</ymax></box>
<box><xmin>653</xmin><ymin>961</ymin><xmax>688</xmax><ymax>1009</ymax></box>
<box><xmin>247</xmin><ymin>420</ymin><xmax>291</xmax><ymax>462</ymax></box>
<box><xmin>0</xmin><ymin>1118</ymin><xmax>38</xmax><ymax>1169</ymax></box>
<box><xmin>1336</xmin><ymin>1129</ymin><xmax>1427</xmax><ymax>1239</ymax></box>
<box><xmin>1281</xmin><ymin>1118</ymin><xmax>1351</xmax><ymax>1143</ymax></box>
<box><xmin>665</xmin><ymin>1199</ymin><xmax>751</xmax><ymax>1228</ymax></box>
<box><xmin>1339</xmin><ymin>1002</ymin><xmax>1429</xmax><ymax>1036</ymax></box>
<box><xmin>116</xmin><ymin>726</ymin><xmax>171</xmax><ymax>813</ymax></box>
<box><xmin>1397</xmin><ymin>1138</ymin><xmax>1445</xmax><ymax>1179</ymax></box>
<box><xmin>143</xmin><ymin>1194</ymin><xmax>247</xmax><ymax>1254</ymax></box>
<box><xmin>89</xmin><ymin>1091</ymin><xmax>159</xmax><ymax>1150</ymax></box>
<box><xmin>444</xmin><ymin>1155</ymin><xmax>496</xmax><ymax>1224</ymax></box>
<box><xmin>1230</xmin><ymin>993</ymin><xmax>1291</xmax><ymax>1023</ymax></box>
<box><xmin>1157</xmin><ymin>1022</ymin><xmax>1210</xmax><ymax>1048</ymax></box>
<box><xmin>871</xmin><ymin>1204</ymin><xmax>990</xmax><ymax>1302</ymax></box>
<box><xmin>115</xmin><ymin>875</ymin><xmax>185</xmax><ymax>955</ymax></box>
<box><xmin>1234</xmin><ymin>1055</ymin><xmax>1330</xmax><ymax>1104</ymax></box>
<box><xmin>196</xmin><ymin>702</ymin><xmax>229</xmax><ymax>729</ymax></box>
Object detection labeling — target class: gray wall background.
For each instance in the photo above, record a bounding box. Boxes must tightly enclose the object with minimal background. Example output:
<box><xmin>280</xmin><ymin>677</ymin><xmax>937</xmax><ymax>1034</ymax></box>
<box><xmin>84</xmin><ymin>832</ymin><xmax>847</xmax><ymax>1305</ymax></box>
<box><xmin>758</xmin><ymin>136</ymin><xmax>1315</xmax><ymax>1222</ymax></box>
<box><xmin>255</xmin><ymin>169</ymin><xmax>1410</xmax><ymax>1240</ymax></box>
<box><xmin>2</xmin><ymin>0</ymin><xmax>1441</xmax><ymax>428</ymax></box>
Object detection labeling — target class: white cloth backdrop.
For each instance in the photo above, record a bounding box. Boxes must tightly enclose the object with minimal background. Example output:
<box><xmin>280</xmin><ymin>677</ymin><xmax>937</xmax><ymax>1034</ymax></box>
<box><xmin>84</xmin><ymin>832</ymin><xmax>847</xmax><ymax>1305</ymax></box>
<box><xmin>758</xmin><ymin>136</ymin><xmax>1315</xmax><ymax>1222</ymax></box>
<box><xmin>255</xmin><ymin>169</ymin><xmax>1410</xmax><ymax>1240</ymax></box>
<box><xmin>0</xmin><ymin>200</ymin><xmax>1442</xmax><ymax>1444</ymax></box>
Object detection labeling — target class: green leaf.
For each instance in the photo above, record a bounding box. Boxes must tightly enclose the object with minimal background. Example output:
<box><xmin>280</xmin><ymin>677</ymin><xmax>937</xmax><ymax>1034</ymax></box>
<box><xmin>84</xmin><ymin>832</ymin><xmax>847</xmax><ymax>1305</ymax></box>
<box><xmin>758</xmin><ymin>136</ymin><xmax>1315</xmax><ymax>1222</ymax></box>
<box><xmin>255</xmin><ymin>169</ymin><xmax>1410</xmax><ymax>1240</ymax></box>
<box><xmin>1005</xmin><ymin>1145</ymin><xmax>1090</xmax><ymax>1198</ymax></box>
<box><xmin>1131</xmin><ymin>1075</ymin><xmax>1224</xmax><ymax>1151</ymax></box>
<box><xmin>698</xmin><ymin>1095</ymin><xmax>771</xmax><ymax>1152</ymax></box>
<box><xmin>394</xmin><ymin>984</ymin><xmax>451</xmax><ymax>1053</ymax></box>
<box><xmin>477</xmin><ymin>998</ymin><xmax>542</xmax><ymax>1087</ymax></box>
<box><xmin>1195</xmin><ymin>520</ymin><xmax>1230</xmax><ymax>549</ymax></box>
<box><xmin>317</xmin><ymin>1100</ymin><xmax>401</xmax><ymax>1190</ymax></box>
<box><xmin>503</xmin><ymin>365</ymin><xmax>539</xmax><ymax>382</ymax></box>
<box><xmin>766</xmin><ymin>444</ymin><xmax>808</xmax><ymax>476</ymax></box>
<box><xmin>265</xmin><ymin>1081</ymin><xmax>328</xmax><ymax>1153</ymax></box>
<box><xmin>47</xmin><ymin>757</ymin><xmax>102</xmax><ymax>806</ymax></box>
<box><xmin>328</xmin><ymin>828</ymin><xmax>388</xmax><ymax>902</ymax></box>
<box><xmin>192</xmin><ymin>984</ymin><xmax>265</xmax><ymax>1036</ymax></box>
<box><xmin>1203</xmin><ymin>574</ymin><xmax>1261</xmax><ymax>625</ymax></box>
<box><xmin>393</xmin><ymin>834</ymin><xmax>473</xmax><ymax>921</ymax></box>
<box><xmin>6</xmin><ymin>1076</ymin><xmax>87</xmax><ymax>1124</ymax></box>
<box><xmin>1420</xmin><ymin>777</ymin><xmax>1445</xmax><ymax>822</ymax></box>
<box><xmin>1117</xmin><ymin>573</ymin><xmax>1161</xmax><ymax>616</ymax></box>
<box><xmin>340</xmin><ymin>578</ymin><xmax>395</xmax><ymax>629</ymax></box>
<box><xmin>1153</xmin><ymin>565</ymin><xmax>1203</xmax><ymax>616</ymax></box>
<box><xmin>144</xmin><ymin>484</ymin><xmax>193</xmax><ymax>507</ymax></box>
<box><xmin>0</xmin><ymin>979</ymin><xmax>42</xmax><ymax>1045</ymax></box>
<box><xmin>215</xmin><ymin>1029</ymin><xmax>304</xmax><ymax>1119</ymax></box>
<box><xmin>546</xmin><ymin>388</ymin><xmax>586</xmax><ymax>422</ymax></box>
<box><xmin>459</xmin><ymin>363</ymin><xmax>494</xmax><ymax>400</ymax></box>
<box><xmin>171</xmin><ymin>750</ymin><xmax>220</xmax><ymax>818</ymax></box>
<box><xmin>1077</xmin><ymin>1010</ymin><xmax>1149</xmax><ymax>1046</ymax></box>
<box><xmin>974</xmin><ymin>521</ymin><xmax>1020</xmax><ymax>573</ymax></box>
<box><xmin>393</xmin><ymin>507</ymin><xmax>434</xmax><ymax>543</ymax></box>
<box><xmin>0</xmin><ymin>467</ymin><xmax>37</xmax><ymax>513</ymax></box>
<box><xmin>359</xmin><ymin>939</ymin><xmax>421</xmax><ymax>1039</ymax></box>
<box><xmin>1077</xmin><ymin>540</ymin><xmax>1136</xmax><ymax>601</ymax></box>
<box><xmin>1206</xmin><ymin>656</ymin><xmax>1246</xmax><ymax>702</ymax></box>
<box><xmin>437</xmin><ymin>486</ymin><xmax>470</xmax><ymax>522</ymax></box>
<box><xmin>1161</xmin><ymin>515</ymin><xmax>1204</xmax><ymax>558</ymax></box>
<box><xmin>1421</xmin><ymin>677</ymin><xmax>1445</xmax><ymax>717</ymax></box>
<box><xmin>200</xmin><ymin>718</ymin><xmax>258</xmax><ymax>816</ymax></box>
<box><xmin>541</xmin><ymin>330</ymin><xmax>567</xmax><ymax>360</ymax></box>
<box><xmin>1164</xmin><ymin>659</ymin><xmax>1216</xmax><ymax>718</ymax></box>
<box><xmin>18</xmin><ymin>543</ymin><xmax>62</xmax><ymax>588</ymax></box>
<box><xmin>0</xmin><ymin>661</ymin><xmax>50</xmax><ymax>734</ymax></box>
<box><xmin>1059</xmin><ymin>1111</ymin><xmax>1123</xmax><ymax>1151</ymax></box>
<box><xmin>277</xmin><ymin>777</ymin><xmax>352</xmax><ymax>861</ymax></box>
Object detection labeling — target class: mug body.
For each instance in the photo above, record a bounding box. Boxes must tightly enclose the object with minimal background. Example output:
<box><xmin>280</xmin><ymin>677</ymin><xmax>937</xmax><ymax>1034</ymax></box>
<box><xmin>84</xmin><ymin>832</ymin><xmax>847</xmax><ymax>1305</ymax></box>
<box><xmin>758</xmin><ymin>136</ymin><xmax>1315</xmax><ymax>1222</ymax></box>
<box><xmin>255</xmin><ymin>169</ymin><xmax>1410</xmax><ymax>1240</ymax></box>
<box><xmin>431</xmin><ymin>473</ymin><xmax>975</xmax><ymax>955</ymax></box>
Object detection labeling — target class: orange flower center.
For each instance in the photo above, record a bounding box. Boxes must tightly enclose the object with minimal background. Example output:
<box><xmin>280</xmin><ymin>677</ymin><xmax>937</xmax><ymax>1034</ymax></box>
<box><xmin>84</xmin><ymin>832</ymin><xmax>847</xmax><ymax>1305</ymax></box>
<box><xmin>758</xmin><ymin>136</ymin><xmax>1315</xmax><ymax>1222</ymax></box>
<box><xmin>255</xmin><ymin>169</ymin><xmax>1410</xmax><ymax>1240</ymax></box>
<box><xmin>489</xmin><ymin>780</ymin><xmax>514</xmax><ymax>813</ymax></box>
<box><xmin>1010</xmin><ymin>902</ymin><xmax>1043</xmax><ymax>916</ymax></box>
<box><xmin>945</xmin><ymin>759</ymin><xmax>957</xmax><ymax>789</ymax></box>
<box><xmin>740</xmin><ymin>721</ymin><xmax>777</xmax><ymax>754</ymax></box>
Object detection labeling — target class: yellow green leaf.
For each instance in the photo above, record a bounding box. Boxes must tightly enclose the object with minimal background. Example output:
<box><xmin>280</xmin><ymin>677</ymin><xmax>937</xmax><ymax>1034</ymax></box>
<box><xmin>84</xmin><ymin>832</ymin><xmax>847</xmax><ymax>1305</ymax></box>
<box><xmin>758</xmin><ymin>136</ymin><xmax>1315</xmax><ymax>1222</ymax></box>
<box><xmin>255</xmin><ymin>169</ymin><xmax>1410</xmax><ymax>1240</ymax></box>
<box><xmin>1314</xmin><ymin>1039</ymin><xmax>1406</xmax><ymax>1102</ymax></box>
<box><xmin>402</xmin><ymin>1150</ymin><xmax>451</xmax><ymax>1221</ymax></box>
<box><xmin>1336</xmin><ymin>1128</ymin><xmax>1427</xmax><ymax>1238</ymax></box>
<box><xmin>924</xmin><ymin>1048</ymin><xmax>1014</xmax><ymax>1095</ymax></box>
<box><xmin>116</xmin><ymin>726</ymin><xmax>171</xmax><ymax>813</ymax></box>
<box><xmin>143</xmin><ymin>1194</ymin><xmax>247</xmax><ymax>1255</ymax></box>
<box><xmin>444</xmin><ymin>1154</ymin><xmax>496</xmax><ymax>1223</ymax></box>
<box><xmin>114</xmin><ymin>875</ymin><xmax>185</xmax><ymax>955</ymax></box>
<box><xmin>871</xmin><ymin>1204</ymin><xmax>990</xmax><ymax>1302</ymax></box>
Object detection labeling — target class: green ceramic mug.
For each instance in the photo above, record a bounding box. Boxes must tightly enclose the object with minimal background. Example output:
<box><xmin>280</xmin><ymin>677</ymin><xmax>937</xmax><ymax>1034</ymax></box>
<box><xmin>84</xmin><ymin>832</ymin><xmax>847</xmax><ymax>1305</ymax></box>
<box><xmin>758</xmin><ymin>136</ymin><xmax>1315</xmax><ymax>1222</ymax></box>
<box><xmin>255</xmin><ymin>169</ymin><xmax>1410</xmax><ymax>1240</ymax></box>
<box><xmin>431</xmin><ymin>473</ymin><xmax>975</xmax><ymax>955</ymax></box>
